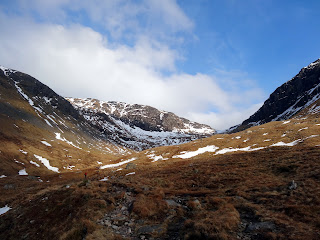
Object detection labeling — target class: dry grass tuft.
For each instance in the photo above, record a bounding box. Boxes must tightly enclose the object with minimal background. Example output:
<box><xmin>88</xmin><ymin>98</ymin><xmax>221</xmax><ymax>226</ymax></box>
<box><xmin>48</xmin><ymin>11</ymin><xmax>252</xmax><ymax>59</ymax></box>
<box><xmin>132</xmin><ymin>194</ymin><xmax>169</xmax><ymax>219</ymax></box>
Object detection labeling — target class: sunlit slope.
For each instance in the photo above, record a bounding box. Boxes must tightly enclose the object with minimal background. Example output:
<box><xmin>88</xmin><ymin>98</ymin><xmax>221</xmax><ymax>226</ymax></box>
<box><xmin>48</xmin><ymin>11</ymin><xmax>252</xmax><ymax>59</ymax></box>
<box><xmin>101</xmin><ymin>116</ymin><xmax>320</xmax><ymax>168</ymax></box>
<box><xmin>0</xmin><ymin>67</ymin><xmax>133</xmax><ymax>176</ymax></box>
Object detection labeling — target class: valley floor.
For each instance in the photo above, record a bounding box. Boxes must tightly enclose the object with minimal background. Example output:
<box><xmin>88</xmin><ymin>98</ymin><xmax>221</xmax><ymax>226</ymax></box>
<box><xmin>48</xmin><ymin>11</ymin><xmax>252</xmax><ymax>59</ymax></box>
<box><xmin>1</xmin><ymin>144</ymin><xmax>320</xmax><ymax>240</ymax></box>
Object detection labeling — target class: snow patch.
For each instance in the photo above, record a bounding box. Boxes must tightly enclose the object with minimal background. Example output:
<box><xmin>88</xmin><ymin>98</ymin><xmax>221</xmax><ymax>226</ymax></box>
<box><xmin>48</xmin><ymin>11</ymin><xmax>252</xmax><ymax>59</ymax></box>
<box><xmin>55</xmin><ymin>133</ymin><xmax>81</xmax><ymax>149</ymax></box>
<box><xmin>30</xmin><ymin>161</ymin><xmax>40</xmax><ymax>167</ymax></box>
<box><xmin>147</xmin><ymin>153</ymin><xmax>168</xmax><ymax>162</ymax></box>
<box><xmin>100</xmin><ymin>157</ymin><xmax>137</xmax><ymax>169</ymax></box>
<box><xmin>65</xmin><ymin>165</ymin><xmax>75</xmax><ymax>170</ymax></box>
<box><xmin>126</xmin><ymin>172</ymin><xmax>135</xmax><ymax>176</ymax></box>
<box><xmin>173</xmin><ymin>145</ymin><xmax>219</xmax><ymax>159</ymax></box>
<box><xmin>0</xmin><ymin>175</ymin><xmax>7</xmax><ymax>178</ymax></box>
<box><xmin>41</xmin><ymin>141</ymin><xmax>52</xmax><ymax>147</ymax></box>
<box><xmin>44</xmin><ymin>119</ymin><xmax>53</xmax><ymax>127</ymax></box>
<box><xmin>14</xmin><ymin>81</ymin><xmax>44</xmax><ymax>114</ymax></box>
<box><xmin>99</xmin><ymin>177</ymin><xmax>109</xmax><ymax>182</ymax></box>
<box><xmin>271</xmin><ymin>140</ymin><xmax>301</xmax><ymax>147</ymax></box>
<box><xmin>215</xmin><ymin>146</ymin><xmax>266</xmax><ymax>155</ymax></box>
<box><xmin>19</xmin><ymin>149</ymin><xmax>28</xmax><ymax>155</ymax></box>
<box><xmin>19</xmin><ymin>169</ymin><xmax>28</xmax><ymax>175</ymax></box>
<box><xmin>43</xmin><ymin>97</ymin><xmax>52</xmax><ymax>104</ymax></box>
<box><xmin>0</xmin><ymin>205</ymin><xmax>12</xmax><ymax>215</ymax></box>
<box><xmin>34</xmin><ymin>154</ymin><xmax>59</xmax><ymax>172</ymax></box>
<box><xmin>298</xmin><ymin>127</ymin><xmax>308</xmax><ymax>132</ymax></box>
<box><xmin>15</xmin><ymin>159</ymin><xmax>25</xmax><ymax>165</ymax></box>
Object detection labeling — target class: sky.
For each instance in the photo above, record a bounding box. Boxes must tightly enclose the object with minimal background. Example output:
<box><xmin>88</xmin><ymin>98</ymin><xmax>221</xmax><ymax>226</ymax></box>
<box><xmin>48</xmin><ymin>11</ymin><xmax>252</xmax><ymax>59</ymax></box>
<box><xmin>0</xmin><ymin>0</ymin><xmax>320</xmax><ymax>130</ymax></box>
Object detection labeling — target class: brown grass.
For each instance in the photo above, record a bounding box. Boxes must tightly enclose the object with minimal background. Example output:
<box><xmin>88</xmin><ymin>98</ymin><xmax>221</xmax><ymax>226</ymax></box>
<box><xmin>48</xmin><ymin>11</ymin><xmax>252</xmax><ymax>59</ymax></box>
<box><xmin>131</xmin><ymin>193</ymin><xmax>169</xmax><ymax>219</ymax></box>
<box><xmin>1</xmin><ymin>102</ymin><xmax>320</xmax><ymax>239</ymax></box>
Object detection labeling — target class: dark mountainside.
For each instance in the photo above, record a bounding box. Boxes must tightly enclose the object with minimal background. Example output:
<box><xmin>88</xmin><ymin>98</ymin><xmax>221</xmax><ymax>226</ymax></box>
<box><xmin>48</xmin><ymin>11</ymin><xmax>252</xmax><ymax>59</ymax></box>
<box><xmin>229</xmin><ymin>58</ymin><xmax>320</xmax><ymax>133</ymax></box>
<box><xmin>0</xmin><ymin>67</ymin><xmax>82</xmax><ymax>121</ymax></box>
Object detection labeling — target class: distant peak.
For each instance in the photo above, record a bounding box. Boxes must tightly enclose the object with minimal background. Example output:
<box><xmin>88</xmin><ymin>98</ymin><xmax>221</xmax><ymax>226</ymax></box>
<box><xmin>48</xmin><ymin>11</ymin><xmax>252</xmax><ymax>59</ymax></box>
<box><xmin>304</xmin><ymin>58</ymin><xmax>320</xmax><ymax>70</ymax></box>
<box><xmin>0</xmin><ymin>65</ymin><xmax>17</xmax><ymax>77</ymax></box>
<box><xmin>0</xmin><ymin>65</ymin><xmax>10</xmax><ymax>73</ymax></box>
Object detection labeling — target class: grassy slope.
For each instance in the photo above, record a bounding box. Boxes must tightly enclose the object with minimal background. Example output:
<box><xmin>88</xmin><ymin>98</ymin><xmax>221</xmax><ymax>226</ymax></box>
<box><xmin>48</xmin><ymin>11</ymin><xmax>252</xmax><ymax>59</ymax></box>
<box><xmin>0</xmin><ymin>74</ymin><xmax>134</xmax><ymax>177</ymax></box>
<box><xmin>1</xmin><ymin>114</ymin><xmax>320</xmax><ymax>239</ymax></box>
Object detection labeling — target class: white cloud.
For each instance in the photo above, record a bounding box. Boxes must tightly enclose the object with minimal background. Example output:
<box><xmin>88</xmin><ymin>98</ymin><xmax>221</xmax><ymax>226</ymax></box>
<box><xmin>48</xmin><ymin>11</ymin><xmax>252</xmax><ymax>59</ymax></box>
<box><xmin>11</xmin><ymin>0</ymin><xmax>193</xmax><ymax>40</ymax></box>
<box><xmin>187</xmin><ymin>103</ymin><xmax>263</xmax><ymax>131</ymax></box>
<box><xmin>0</xmin><ymin>5</ymin><xmax>263</xmax><ymax>130</ymax></box>
<box><xmin>144</xmin><ymin>0</ymin><xmax>194</xmax><ymax>32</ymax></box>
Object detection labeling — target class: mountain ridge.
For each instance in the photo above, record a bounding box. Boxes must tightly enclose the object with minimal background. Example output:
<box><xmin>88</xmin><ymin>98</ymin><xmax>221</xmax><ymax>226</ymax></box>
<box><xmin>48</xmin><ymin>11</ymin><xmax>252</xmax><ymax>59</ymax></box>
<box><xmin>66</xmin><ymin>97</ymin><xmax>215</xmax><ymax>151</ymax></box>
<box><xmin>228</xmin><ymin>58</ymin><xmax>320</xmax><ymax>133</ymax></box>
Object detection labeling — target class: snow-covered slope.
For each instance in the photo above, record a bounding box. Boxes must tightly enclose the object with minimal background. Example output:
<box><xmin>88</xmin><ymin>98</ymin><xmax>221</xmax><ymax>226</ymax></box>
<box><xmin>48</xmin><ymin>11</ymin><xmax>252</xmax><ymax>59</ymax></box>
<box><xmin>67</xmin><ymin>98</ymin><xmax>215</xmax><ymax>150</ymax></box>
<box><xmin>229</xmin><ymin>58</ymin><xmax>320</xmax><ymax>133</ymax></box>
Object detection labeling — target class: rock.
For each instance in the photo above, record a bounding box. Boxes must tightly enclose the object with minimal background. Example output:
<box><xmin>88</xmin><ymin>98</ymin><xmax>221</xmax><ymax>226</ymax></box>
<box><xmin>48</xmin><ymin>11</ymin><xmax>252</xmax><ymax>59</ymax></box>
<box><xmin>246</xmin><ymin>221</ymin><xmax>276</xmax><ymax>232</ymax></box>
<box><xmin>141</xmin><ymin>186</ymin><xmax>150</xmax><ymax>192</ymax></box>
<box><xmin>27</xmin><ymin>176</ymin><xmax>39</xmax><ymax>180</ymax></box>
<box><xmin>137</xmin><ymin>224</ymin><xmax>166</xmax><ymax>235</ymax></box>
<box><xmin>187</xmin><ymin>199</ymin><xmax>201</xmax><ymax>210</ymax></box>
<box><xmin>165</xmin><ymin>200</ymin><xmax>181</xmax><ymax>208</ymax></box>
<box><xmin>121</xmin><ymin>206</ymin><xmax>127</xmax><ymax>211</ymax></box>
<box><xmin>4</xmin><ymin>184</ymin><xmax>15</xmax><ymax>189</ymax></box>
<box><xmin>104</xmin><ymin>220</ymin><xmax>112</xmax><ymax>227</ymax></box>
<box><xmin>126</xmin><ymin>163</ymin><xmax>136</xmax><ymax>170</ymax></box>
<box><xmin>112</xmin><ymin>225</ymin><xmax>119</xmax><ymax>230</ymax></box>
<box><xmin>288</xmin><ymin>180</ymin><xmax>298</xmax><ymax>190</ymax></box>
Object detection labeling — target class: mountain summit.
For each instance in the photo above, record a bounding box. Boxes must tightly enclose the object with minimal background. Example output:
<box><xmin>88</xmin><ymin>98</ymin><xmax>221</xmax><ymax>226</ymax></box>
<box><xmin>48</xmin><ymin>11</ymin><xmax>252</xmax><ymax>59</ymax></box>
<box><xmin>229</xmin><ymin>58</ymin><xmax>320</xmax><ymax>132</ymax></box>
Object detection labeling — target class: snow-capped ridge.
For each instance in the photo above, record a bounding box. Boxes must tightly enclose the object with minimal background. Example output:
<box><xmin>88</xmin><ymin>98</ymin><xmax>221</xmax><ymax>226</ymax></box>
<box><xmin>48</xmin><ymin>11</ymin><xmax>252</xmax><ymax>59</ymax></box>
<box><xmin>0</xmin><ymin>65</ymin><xmax>17</xmax><ymax>77</ymax></box>
<box><xmin>303</xmin><ymin>58</ymin><xmax>320</xmax><ymax>70</ymax></box>
<box><xmin>67</xmin><ymin>97</ymin><xmax>215</xmax><ymax>150</ymax></box>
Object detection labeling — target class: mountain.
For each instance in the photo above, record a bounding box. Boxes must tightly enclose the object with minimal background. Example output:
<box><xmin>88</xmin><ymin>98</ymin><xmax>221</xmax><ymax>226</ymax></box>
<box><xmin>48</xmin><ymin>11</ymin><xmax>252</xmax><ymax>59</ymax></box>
<box><xmin>2</xmin><ymin>103</ymin><xmax>320</xmax><ymax>240</ymax></box>
<box><xmin>229</xmin><ymin>58</ymin><xmax>320</xmax><ymax>133</ymax></box>
<box><xmin>1</xmin><ymin>64</ymin><xmax>320</xmax><ymax>240</ymax></box>
<box><xmin>0</xmin><ymin>66</ymin><xmax>132</xmax><ymax>176</ymax></box>
<box><xmin>0</xmin><ymin>65</ymin><xmax>214</xmax><ymax>175</ymax></box>
<box><xmin>66</xmin><ymin>98</ymin><xmax>215</xmax><ymax>151</ymax></box>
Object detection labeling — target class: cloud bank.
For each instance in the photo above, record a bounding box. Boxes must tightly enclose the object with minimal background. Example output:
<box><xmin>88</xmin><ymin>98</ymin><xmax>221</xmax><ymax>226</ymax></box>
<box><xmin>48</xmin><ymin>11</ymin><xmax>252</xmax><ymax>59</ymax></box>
<box><xmin>0</xmin><ymin>1</ymin><xmax>264</xmax><ymax>130</ymax></box>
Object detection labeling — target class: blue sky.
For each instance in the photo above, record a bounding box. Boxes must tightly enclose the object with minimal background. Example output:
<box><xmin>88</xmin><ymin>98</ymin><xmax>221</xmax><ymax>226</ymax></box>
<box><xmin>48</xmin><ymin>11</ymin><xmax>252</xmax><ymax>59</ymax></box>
<box><xmin>0</xmin><ymin>0</ymin><xmax>319</xmax><ymax>130</ymax></box>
